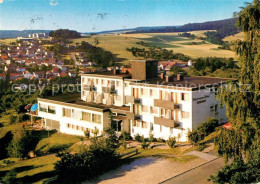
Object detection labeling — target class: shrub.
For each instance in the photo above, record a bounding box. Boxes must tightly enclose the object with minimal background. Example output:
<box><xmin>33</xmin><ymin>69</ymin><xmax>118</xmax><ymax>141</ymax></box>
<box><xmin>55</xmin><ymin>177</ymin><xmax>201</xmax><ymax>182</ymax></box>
<box><xmin>134</xmin><ymin>134</ymin><xmax>143</xmax><ymax>142</ymax></box>
<box><xmin>1</xmin><ymin>170</ymin><xmax>17</xmax><ymax>184</ymax></box>
<box><xmin>167</xmin><ymin>137</ymin><xmax>176</xmax><ymax>148</ymax></box>
<box><xmin>188</xmin><ymin>118</ymin><xmax>219</xmax><ymax>144</ymax></box>
<box><xmin>55</xmin><ymin>137</ymin><xmax>119</xmax><ymax>182</ymax></box>
<box><xmin>84</xmin><ymin>129</ymin><xmax>90</xmax><ymax>138</ymax></box>
<box><xmin>141</xmin><ymin>140</ymin><xmax>150</xmax><ymax>149</ymax></box>
<box><xmin>120</xmin><ymin>131</ymin><xmax>132</xmax><ymax>141</ymax></box>
<box><xmin>157</xmin><ymin>137</ymin><xmax>165</xmax><ymax>143</ymax></box>
<box><xmin>7</xmin><ymin>129</ymin><xmax>37</xmax><ymax>158</ymax></box>
<box><xmin>104</xmin><ymin>128</ymin><xmax>119</xmax><ymax>149</ymax></box>
<box><xmin>8</xmin><ymin>115</ymin><xmax>17</xmax><ymax>125</ymax></box>
<box><xmin>149</xmin><ymin>133</ymin><xmax>156</xmax><ymax>142</ymax></box>
<box><xmin>122</xmin><ymin>140</ymin><xmax>127</xmax><ymax>150</ymax></box>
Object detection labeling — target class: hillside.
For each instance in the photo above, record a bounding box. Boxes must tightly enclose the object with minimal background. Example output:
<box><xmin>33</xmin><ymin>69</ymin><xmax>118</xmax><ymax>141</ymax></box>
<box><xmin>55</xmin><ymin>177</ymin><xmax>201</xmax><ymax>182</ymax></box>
<box><xmin>69</xmin><ymin>31</ymin><xmax>237</xmax><ymax>64</ymax></box>
<box><xmin>96</xmin><ymin>18</ymin><xmax>238</xmax><ymax>35</ymax></box>
<box><xmin>0</xmin><ymin>30</ymin><xmax>51</xmax><ymax>39</ymax></box>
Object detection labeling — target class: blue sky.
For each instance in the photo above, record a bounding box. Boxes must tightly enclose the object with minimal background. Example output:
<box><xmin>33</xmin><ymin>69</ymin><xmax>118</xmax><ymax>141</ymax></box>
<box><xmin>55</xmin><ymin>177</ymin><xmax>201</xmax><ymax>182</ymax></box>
<box><xmin>0</xmin><ymin>0</ymin><xmax>250</xmax><ymax>32</ymax></box>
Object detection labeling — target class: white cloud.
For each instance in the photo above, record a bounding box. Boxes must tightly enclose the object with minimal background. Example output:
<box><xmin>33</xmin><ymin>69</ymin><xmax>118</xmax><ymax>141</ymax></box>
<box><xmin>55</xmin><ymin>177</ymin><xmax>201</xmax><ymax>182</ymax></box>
<box><xmin>0</xmin><ymin>0</ymin><xmax>3</xmax><ymax>4</ymax></box>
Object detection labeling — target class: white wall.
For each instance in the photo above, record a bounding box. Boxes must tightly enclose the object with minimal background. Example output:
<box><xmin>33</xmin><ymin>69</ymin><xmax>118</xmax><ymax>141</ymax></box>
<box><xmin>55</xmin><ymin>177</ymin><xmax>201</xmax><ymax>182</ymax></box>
<box><xmin>38</xmin><ymin>100</ymin><xmax>108</xmax><ymax>136</ymax></box>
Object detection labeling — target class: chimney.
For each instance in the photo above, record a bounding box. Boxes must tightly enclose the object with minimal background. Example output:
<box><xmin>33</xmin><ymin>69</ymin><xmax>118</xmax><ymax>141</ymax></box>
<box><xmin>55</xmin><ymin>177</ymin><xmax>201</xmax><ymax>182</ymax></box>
<box><xmin>160</xmin><ymin>73</ymin><xmax>164</xmax><ymax>79</ymax></box>
<box><xmin>177</xmin><ymin>74</ymin><xmax>184</xmax><ymax>81</ymax></box>
<box><xmin>165</xmin><ymin>75</ymin><xmax>174</xmax><ymax>82</ymax></box>
<box><xmin>113</xmin><ymin>69</ymin><xmax>120</xmax><ymax>75</ymax></box>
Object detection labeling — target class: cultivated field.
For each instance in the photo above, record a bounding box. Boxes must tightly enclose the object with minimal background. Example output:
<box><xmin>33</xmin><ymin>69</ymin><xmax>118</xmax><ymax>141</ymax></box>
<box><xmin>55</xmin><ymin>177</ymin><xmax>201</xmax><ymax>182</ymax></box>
<box><xmin>70</xmin><ymin>31</ymin><xmax>237</xmax><ymax>64</ymax></box>
<box><xmin>0</xmin><ymin>38</ymin><xmax>17</xmax><ymax>45</ymax></box>
<box><xmin>223</xmin><ymin>32</ymin><xmax>245</xmax><ymax>42</ymax></box>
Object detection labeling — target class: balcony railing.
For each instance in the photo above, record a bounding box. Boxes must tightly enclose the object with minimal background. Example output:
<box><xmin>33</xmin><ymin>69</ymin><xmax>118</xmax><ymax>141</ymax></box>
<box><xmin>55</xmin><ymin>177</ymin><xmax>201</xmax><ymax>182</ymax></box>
<box><xmin>102</xmin><ymin>86</ymin><xmax>116</xmax><ymax>94</ymax></box>
<box><xmin>83</xmin><ymin>85</ymin><xmax>96</xmax><ymax>92</ymax></box>
<box><xmin>125</xmin><ymin>96</ymin><xmax>141</xmax><ymax>104</ymax></box>
<box><xmin>86</xmin><ymin>92</ymin><xmax>94</xmax><ymax>102</ymax></box>
<box><xmin>154</xmin><ymin>117</ymin><xmax>179</xmax><ymax>128</ymax></box>
<box><xmin>154</xmin><ymin>99</ymin><xmax>179</xmax><ymax>110</ymax></box>
<box><xmin>126</xmin><ymin>112</ymin><xmax>141</xmax><ymax>120</ymax></box>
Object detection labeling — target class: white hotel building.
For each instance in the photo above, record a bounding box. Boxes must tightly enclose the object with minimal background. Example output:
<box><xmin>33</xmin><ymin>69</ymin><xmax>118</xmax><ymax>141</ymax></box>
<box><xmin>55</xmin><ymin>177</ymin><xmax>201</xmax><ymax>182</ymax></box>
<box><xmin>38</xmin><ymin>60</ymin><xmax>232</xmax><ymax>142</ymax></box>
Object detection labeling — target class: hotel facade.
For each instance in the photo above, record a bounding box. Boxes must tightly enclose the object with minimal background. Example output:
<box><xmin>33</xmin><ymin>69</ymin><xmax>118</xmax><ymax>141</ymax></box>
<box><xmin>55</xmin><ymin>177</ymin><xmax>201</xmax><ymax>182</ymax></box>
<box><xmin>38</xmin><ymin>60</ymin><xmax>230</xmax><ymax>142</ymax></box>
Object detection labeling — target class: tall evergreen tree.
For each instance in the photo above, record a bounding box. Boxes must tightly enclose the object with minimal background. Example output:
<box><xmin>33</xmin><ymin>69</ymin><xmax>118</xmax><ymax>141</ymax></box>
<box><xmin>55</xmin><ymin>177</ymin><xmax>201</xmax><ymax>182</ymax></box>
<box><xmin>211</xmin><ymin>1</ymin><xmax>260</xmax><ymax>183</ymax></box>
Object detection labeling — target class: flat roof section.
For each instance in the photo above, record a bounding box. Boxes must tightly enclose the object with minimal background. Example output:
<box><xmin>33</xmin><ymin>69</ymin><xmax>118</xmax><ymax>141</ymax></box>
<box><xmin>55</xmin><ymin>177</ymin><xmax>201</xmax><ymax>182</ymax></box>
<box><xmin>131</xmin><ymin>76</ymin><xmax>236</xmax><ymax>91</ymax></box>
<box><xmin>82</xmin><ymin>71</ymin><xmax>131</xmax><ymax>79</ymax></box>
<box><xmin>38</xmin><ymin>93</ymin><xmax>130</xmax><ymax>113</ymax></box>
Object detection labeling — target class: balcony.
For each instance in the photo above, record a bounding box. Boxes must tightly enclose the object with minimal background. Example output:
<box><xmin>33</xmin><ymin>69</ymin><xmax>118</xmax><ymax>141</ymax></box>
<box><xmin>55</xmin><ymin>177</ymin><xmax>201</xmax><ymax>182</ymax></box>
<box><xmin>102</xmin><ymin>86</ymin><xmax>116</xmax><ymax>94</ymax></box>
<box><xmin>154</xmin><ymin>99</ymin><xmax>180</xmax><ymax>110</ymax></box>
<box><xmin>154</xmin><ymin>117</ymin><xmax>179</xmax><ymax>128</ymax></box>
<box><xmin>125</xmin><ymin>96</ymin><xmax>141</xmax><ymax>104</ymax></box>
<box><xmin>106</xmin><ymin>95</ymin><xmax>114</xmax><ymax>105</ymax></box>
<box><xmin>126</xmin><ymin>112</ymin><xmax>141</xmax><ymax>120</ymax></box>
<box><xmin>83</xmin><ymin>85</ymin><xmax>96</xmax><ymax>92</ymax></box>
<box><xmin>86</xmin><ymin>92</ymin><xmax>94</xmax><ymax>102</ymax></box>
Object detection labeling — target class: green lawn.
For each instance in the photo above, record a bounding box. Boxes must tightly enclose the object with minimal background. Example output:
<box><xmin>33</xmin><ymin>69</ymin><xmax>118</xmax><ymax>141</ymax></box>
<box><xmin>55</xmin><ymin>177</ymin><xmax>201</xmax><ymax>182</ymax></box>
<box><xmin>0</xmin><ymin>155</ymin><xmax>59</xmax><ymax>184</ymax></box>
<box><xmin>118</xmin><ymin>146</ymin><xmax>197</xmax><ymax>163</ymax></box>
<box><xmin>35</xmin><ymin>132</ymin><xmax>82</xmax><ymax>154</ymax></box>
<box><xmin>0</xmin><ymin>109</ymin><xmax>18</xmax><ymax>125</ymax></box>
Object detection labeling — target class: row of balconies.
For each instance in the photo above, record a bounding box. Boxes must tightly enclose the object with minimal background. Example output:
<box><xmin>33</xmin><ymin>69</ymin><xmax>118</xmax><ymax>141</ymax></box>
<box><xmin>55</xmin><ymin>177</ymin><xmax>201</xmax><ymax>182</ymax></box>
<box><xmin>126</xmin><ymin>112</ymin><xmax>179</xmax><ymax>128</ymax></box>
<box><xmin>83</xmin><ymin>84</ymin><xmax>116</xmax><ymax>94</ymax></box>
<box><xmin>86</xmin><ymin>92</ymin><xmax>115</xmax><ymax>105</ymax></box>
<box><xmin>125</xmin><ymin>95</ymin><xmax>180</xmax><ymax>110</ymax></box>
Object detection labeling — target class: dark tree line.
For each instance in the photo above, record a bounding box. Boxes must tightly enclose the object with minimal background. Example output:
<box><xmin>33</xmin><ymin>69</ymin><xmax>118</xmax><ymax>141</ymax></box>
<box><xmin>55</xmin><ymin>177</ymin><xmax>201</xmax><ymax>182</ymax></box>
<box><xmin>127</xmin><ymin>18</ymin><xmax>238</xmax><ymax>34</ymax></box>
<box><xmin>79</xmin><ymin>41</ymin><xmax>114</xmax><ymax>68</ymax></box>
<box><xmin>193</xmin><ymin>57</ymin><xmax>238</xmax><ymax>73</ymax></box>
<box><xmin>49</xmin><ymin>29</ymin><xmax>81</xmax><ymax>39</ymax></box>
<box><xmin>126</xmin><ymin>47</ymin><xmax>191</xmax><ymax>61</ymax></box>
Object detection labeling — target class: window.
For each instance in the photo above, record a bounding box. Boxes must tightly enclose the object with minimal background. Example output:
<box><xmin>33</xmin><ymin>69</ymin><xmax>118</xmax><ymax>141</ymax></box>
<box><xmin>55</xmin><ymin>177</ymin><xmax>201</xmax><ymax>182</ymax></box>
<box><xmin>141</xmin><ymin>88</ymin><xmax>149</xmax><ymax>96</ymax></box>
<box><xmin>150</xmin><ymin>123</ymin><xmax>154</xmax><ymax>131</ymax></box>
<box><xmin>161</xmin><ymin>108</ymin><xmax>166</xmax><ymax>118</ymax></box>
<box><xmin>142</xmin><ymin>121</ymin><xmax>148</xmax><ymax>128</ymax></box>
<box><xmin>151</xmin><ymin>106</ymin><xmax>158</xmax><ymax>114</ymax></box>
<box><xmin>210</xmin><ymin>105</ymin><xmax>215</xmax><ymax>111</ymax></box>
<box><xmin>161</xmin><ymin>90</ymin><xmax>169</xmax><ymax>100</ymax></box>
<box><xmin>67</xmin><ymin>124</ymin><xmax>70</xmax><ymax>128</ymax></box>
<box><xmin>215</xmin><ymin>104</ymin><xmax>218</xmax><ymax>112</ymax></box>
<box><xmin>82</xmin><ymin>112</ymin><xmax>91</xmax><ymax>121</ymax></box>
<box><xmin>150</xmin><ymin>89</ymin><xmax>157</xmax><ymax>98</ymax></box>
<box><xmin>136</xmin><ymin>121</ymin><xmax>142</xmax><ymax>127</ymax></box>
<box><xmin>165</xmin><ymin>110</ymin><xmax>172</xmax><ymax>119</ymax></box>
<box><xmin>181</xmin><ymin>93</ymin><xmax>190</xmax><ymax>101</ymax></box>
<box><xmin>181</xmin><ymin>111</ymin><xmax>190</xmax><ymax>119</ymax></box>
<box><xmin>39</xmin><ymin>103</ymin><xmax>47</xmax><ymax>112</ymax></box>
<box><xmin>92</xmin><ymin>114</ymin><xmax>101</xmax><ymax>124</ymax></box>
<box><xmin>63</xmin><ymin>108</ymin><xmax>71</xmax><ymax>117</ymax></box>
<box><xmin>48</xmin><ymin>105</ymin><xmax>56</xmax><ymax>114</ymax></box>
<box><xmin>76</xmin><ymin>125</ymin><xmax>80</xmax><ymax>130</ymax></box>
<box><xmin>170</xmin><ymin>128</ymin><xmax>173</xmax><ymax>134</ymax></box>
<box><xmin>142</xmin><ymin>105</ymin><xmax>149</xmax><ymax>113</ymax></box>
<box><xmin>72</xmin><ymin>110</ymin><xmax>81</xmax><ymax>119</ymax></box>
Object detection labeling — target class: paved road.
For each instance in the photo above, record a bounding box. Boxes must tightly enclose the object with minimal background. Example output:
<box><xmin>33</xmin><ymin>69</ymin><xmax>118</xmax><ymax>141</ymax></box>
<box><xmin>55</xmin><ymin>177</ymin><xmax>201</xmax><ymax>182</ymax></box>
<box><xmin>161</xmin><ymin>158</ymin><xmax>224</xmax><ymax>184</ymax></box>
